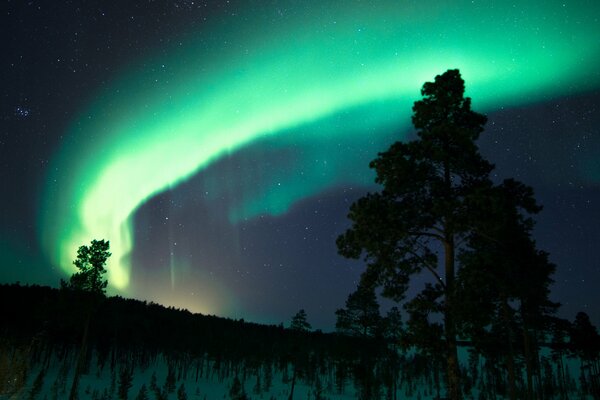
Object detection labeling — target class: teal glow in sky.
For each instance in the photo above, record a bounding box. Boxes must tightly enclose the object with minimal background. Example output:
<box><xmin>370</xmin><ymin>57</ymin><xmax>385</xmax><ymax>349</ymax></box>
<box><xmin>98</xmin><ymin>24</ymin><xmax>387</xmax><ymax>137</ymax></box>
<box><xmin>40</xmin><ymin>0</ymin><xmax>600</xmax><ymax>314</ymax></box>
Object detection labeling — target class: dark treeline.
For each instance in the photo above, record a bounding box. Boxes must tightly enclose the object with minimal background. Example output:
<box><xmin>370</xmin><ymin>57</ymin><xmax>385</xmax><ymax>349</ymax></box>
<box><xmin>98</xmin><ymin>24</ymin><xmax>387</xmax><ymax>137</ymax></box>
<box><xmin>0</xmin><ymin>283</ymin><xmax>383</xmax><ymax>399</ymax></box>
<box><xmin>1</xmin><ymin>283</ymin><xmax>599</xmax><ymax>399</ymax></box>
<box><xmin>0</xmin><ymin>282</ymin><xmax>373</xmax><ymax>365</ymax></box>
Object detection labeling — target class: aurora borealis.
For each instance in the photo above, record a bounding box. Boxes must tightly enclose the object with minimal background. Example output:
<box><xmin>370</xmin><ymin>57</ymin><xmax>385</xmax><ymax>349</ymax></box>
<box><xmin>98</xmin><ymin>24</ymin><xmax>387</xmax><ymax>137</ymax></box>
<box><xmin>2</xmin><ymin>0</ymin><xmax>600</xmax><ymax>329</ymax></box>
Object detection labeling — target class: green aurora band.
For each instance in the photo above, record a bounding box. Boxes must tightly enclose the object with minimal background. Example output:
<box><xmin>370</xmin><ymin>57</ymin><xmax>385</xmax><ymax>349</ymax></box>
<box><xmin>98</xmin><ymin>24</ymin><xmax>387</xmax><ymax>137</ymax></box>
<box><xmin>41</xmin><ymin>0</ymin><xmax>600</xmax><ymax>301</ymax></box>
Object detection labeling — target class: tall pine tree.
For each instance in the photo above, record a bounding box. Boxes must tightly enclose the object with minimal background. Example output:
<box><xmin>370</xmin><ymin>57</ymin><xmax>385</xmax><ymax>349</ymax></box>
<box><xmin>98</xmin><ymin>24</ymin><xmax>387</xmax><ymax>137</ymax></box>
<box><xmin>337</xmin><ymin>69</ymin><xmax>493</xmax><ymax>400</ymax></box>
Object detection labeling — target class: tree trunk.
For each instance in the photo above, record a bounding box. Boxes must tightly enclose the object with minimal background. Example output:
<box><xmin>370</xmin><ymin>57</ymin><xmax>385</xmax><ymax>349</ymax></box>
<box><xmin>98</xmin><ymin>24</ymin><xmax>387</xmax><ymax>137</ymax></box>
<box><xmin>434</xmin><ymin>359</ymin><xmax>441</xmax><ymax>399</ymax></box>
<box><xmin>580</xmin><ymin>361</ymin><xmax>588</xmax><ymax>396</ymax></box>
<box><xmin>523</xmin><ymin>326</ymin><xmax>534</xmax><ymax>400</ymax></box>
<box><xmin>557</xmin><ymin>354</ymin><xmax>567</xmax><ymax>400</ymax></box>
<box><xmin>444</xmin><ymin>238</ymin><xmax>461</xmax><ymax>400</ymax></box>
<box><xmin>532</xmin><ymin>331</ymin><xmax>544</xmax><ymax>400</ymax></box>
<box><xmin>501</xmin><ymin>300</ymin><xmax>517</xmax><ymax>400</ymax></box>
<box><xmin>69</xmin><ymin>312</ymin><xmax>91</xmax><ymax>400</ymax></box>
<box><xmin>589</xmin><ymin>360</ymin><xmax>600</xmax><ymax>399</ymax></box>
<box><xmin>288</xmin><ymin>365</ymin><xmax>297</xmax><ymax>400</ymax></box>
<box><xmin>393</xmin><ymin>368</ymin><xmax>397</xmax><ymax>400</ymax></box>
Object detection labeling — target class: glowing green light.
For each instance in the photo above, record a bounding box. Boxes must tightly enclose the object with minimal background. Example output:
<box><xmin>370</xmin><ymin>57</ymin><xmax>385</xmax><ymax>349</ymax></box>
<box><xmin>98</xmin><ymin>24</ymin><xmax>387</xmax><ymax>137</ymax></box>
<box><xmin>40</xmin><ymin>0</ymin><xmax>600</xmax><ymax>305</ymax></box>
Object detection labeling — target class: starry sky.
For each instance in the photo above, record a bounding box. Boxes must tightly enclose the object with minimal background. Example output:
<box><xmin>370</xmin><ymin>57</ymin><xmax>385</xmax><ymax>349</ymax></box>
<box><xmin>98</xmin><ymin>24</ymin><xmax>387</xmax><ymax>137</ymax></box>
<box><xmin>1</xmin><ymin>0</ymin><xmax>599</xmax><ymax>330</ymax></box>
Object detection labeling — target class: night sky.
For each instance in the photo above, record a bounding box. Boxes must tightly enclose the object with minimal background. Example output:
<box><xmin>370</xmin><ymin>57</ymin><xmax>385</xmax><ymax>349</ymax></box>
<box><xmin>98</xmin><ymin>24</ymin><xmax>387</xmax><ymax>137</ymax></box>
<box><xmin>1</xmin><ymin>0</ymin><xmax>599</xmax><ymax>330</ymax></box>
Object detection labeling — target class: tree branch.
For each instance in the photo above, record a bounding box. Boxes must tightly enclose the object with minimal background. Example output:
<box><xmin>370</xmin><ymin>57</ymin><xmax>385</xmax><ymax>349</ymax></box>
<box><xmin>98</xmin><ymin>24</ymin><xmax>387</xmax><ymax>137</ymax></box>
<box><xmin>404</xmin><ymin>246</ymin><xmax>446</xmax><ymax>290</ymax></box>
<box><xmin>408</xmin><ymin>230</ymin><xmax>445</xmax><ymax>241</ymax></box>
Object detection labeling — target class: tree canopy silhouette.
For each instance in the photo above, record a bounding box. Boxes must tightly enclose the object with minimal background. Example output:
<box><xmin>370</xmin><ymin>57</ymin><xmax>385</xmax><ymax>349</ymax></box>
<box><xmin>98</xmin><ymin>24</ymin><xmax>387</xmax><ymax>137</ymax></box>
<box><xmin>62</xmin><ymin>239</ymin><xmax>111</xmax><ymax>295</ymax></box>
<box><xmin>290</xmin><ymin>309</ymin><xmax>312</xmax><ymax>332</ymax></box>
<box><xmin>335</xmin><ymin>284</ymin><xmax>381</xmax><ymax>338</ymax></box>
<box><xmin>455</xmin><ymin>179</ymin><xmax>557</xmax><ymax>399</ymax></box>
<box><xmin>337</xmin><ymin>69</ymin><xmax>505</xmax><ymax>400</ymax></box>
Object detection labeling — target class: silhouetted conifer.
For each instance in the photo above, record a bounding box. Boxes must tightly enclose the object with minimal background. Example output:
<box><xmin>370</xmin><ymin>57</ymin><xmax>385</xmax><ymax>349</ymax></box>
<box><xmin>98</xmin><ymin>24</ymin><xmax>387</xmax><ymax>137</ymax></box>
<box><xmin>570</xmin><ymin>312</ymin><xmax>600</xmax><ymax>397</ymax></box>
<box><xmin>290</xmin><ymin>309</ymin><xmax>312</xmax><ymax>332</ymax></box>
<box><xmin>135</xmin><ymin>384</ymin><xmax>149</xmax><ymax>400</ymax></box>
<box><xmin>335</xmin><ymin>284</ymin><xmax>381</xmax><ymax>338</ymax></box>
<box><xmin>229</xmin><ymin>376</ymin><xmax>248</xmax><ymax>400</ymax></box>
<box><xmin>66</xmin><ymin>239</ymin><xmax>111</xmax><ymax>400</ymax></box>
<box><xmin>456</xmin><ymin>179</ymin><xmax>558</xmax><ymax>400</ymax></box>
<box><xmin>149</xmin><ymin>372</ymin><xmax>158</xmax><ymax>392</ymax></box>
<box><xmin>337</xmin><ymin>69</ymin><xmax>492</xmax><ymax>400</ymax></box>
<box><xmin>164</xmin><ymin>365</ymin><xmax>176</xmax><ymax>394</ymax></box>
<box><xmin>117</xmin><ymin>367</ymin><xmax>133</xmax><ymax>400</ymax></box>
<box><xmin>62</xmin><ymin>239</ymin><xmax>110</xmax><ymax>294</ymax></box>
<box><xmin>176</xmin><ymin>383</ymin><xmax>188</xmax><ymax>400</ymax></box>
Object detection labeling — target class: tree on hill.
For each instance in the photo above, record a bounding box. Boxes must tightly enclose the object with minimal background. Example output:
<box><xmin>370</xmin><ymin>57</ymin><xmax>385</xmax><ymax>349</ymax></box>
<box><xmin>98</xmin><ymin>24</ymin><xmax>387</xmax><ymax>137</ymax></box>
<box><xmin>62</xmin><ymin>239</ymin><xmax>110</xmax><ymax>295</ymax></box>
<box><xmin>65</xmin><ymin>239</ymin><xmax>111</xmax><ymax>400</ymax></box>
<box><xmin>290</xmin><ymin>309</ymin><xmax>312</xmax><ymax>332</ymax></box>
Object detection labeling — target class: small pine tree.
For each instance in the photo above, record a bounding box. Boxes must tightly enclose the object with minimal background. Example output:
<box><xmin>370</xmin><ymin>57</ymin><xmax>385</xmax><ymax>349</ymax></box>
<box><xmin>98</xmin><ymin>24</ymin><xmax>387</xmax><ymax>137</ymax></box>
<box><xmin>135</xmin><ymin>384</ymin><xmax>149</xmax><ymax>400</ymax></box>
<box><xmin>335</xmin><ymin>285</ymin><xmax>381</xmax><ymax>337</ymax></box>
<box><xmin>149</xmin><ymin>372</ymin><xmax>158</xmax><ymax>392</ymax></box>
<box><xmin>164</xmin><ymin>365</ymin><xmax>176</xmax><ymax>394</ymax></box>
<box><xmin>252</xmin><ymin>374</ymin><xmax>261</xmax><ymax>395</ymax></box>
<box><xmin>177</xmin><ymin>383</ymin><xmax>188</xmax><ymax>400</ymax></box>
<box><xmin>149</xmin><ymin>372</ymin><xmax>166</xmax><ymax>400</ymax></box>
<box><xmin>229</xmin><ymin>376</ymin><xmax>249</xmax><ymax>400</ymax></box>
<box><xmin>290</xmin><ymin>309</ymin><xmax>311</xmax><ymax>332</ymax></box>
<box><xmin>117</xmin><ymin>367</ymin><xmax>133</xmax><ymax>400</ymax></box>
<box><xmin>62</xmin><ymin>239</ymin><xmax>110</xmax><ymax>294</ymax></box>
